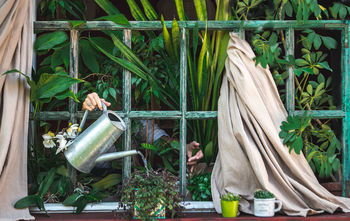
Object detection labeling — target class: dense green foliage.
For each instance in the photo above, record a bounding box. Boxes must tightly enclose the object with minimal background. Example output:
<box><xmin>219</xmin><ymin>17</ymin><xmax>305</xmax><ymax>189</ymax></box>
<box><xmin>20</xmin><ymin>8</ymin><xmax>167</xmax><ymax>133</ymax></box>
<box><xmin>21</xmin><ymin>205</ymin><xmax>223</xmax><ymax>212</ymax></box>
<box><xmin>16</xmin><ymin>0</ymin><xmax>349</xmax><ymax>211</ymax></box>
<box><xmin>187</xmin><ymin>173</ymin><xmax>212</xmax><ymax>201</ymax></box>
<box><xmin>221</xmin><ymin>192</ymin><xmax>240</xmax><ymax>201</ymax></box>
<box><xmin>121</xmin><ymin>170</ymin><xmax>182</xmax><ymax>220</ymax></box>
<box><xmin>254</xmin><ymin>189</ymin><xmax>275</xmax><ymax>199</ymax></box>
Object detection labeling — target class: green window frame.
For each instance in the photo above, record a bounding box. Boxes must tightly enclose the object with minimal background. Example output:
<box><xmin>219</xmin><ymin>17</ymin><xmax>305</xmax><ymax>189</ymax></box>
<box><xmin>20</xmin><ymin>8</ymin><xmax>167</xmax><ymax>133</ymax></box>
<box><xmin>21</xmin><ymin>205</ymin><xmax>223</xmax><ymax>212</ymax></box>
<box><xmin>33</xmin><ymin>20</ymin><xmax>350</xmax><ymax>198</ymax></box>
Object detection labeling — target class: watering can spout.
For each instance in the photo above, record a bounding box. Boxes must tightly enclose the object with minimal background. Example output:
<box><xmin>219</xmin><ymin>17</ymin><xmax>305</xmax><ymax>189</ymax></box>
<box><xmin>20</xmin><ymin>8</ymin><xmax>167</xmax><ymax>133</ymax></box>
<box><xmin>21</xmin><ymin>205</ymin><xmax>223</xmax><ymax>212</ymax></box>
<box><xmin>95</xmin><ymin>150</ymin><xmax>139</xmax><ymax>163</ymax></box>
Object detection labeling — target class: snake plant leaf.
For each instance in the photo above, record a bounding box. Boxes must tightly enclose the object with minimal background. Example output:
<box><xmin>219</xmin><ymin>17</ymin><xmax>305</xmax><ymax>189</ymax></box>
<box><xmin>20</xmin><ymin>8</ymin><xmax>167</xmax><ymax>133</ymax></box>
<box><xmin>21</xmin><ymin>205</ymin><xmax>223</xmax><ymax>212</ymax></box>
<box><xmin>89</xmin><ymin>36</ymin><xmax>176</xmax><ymax>109</ymax></box>
<box><xmin>90</xmin><ymin>36</ymin><xmax>148</xmax><ymax>80</ymax></box>
<box><xmin>161</xmin><ymin>15</ymin><xmax>176</xmax><ymax>62</ymax></box>
<box><xmin>193</xmin><ymin>0</ymin><xmax>208</xmax><ymax>21</ymax></box>
<box><xmin>172</xmin><ymin>19</ymin><xmax>180</xmax><ymax>61</ymax></box>
<box><xmin>175</xmin><ymin>0</ymin><xmax>186</xmax><ymax>20</ymax></box>
<box><xmin>126</xmin><ymin>0</ymin><xmax>147</xmax><ymax>21</ymax></box>
<box><xmin>34</xmin><ymin>31</ymin><xmax>68</xmax><ymax>51</ymax></box>
<box><xmin>197</xmin><ymin>25</ymin><xmax>208</xmax><ymax>91</ymax></box>
<box><xmin>110</xmin><ymin>33</ymin><xmax>149</xmax><ymax>73</ymax></box>
<box><xmin>140</xmin><ymin>0</ymin><xmax>158</xmax><ymax>20</ymax></box>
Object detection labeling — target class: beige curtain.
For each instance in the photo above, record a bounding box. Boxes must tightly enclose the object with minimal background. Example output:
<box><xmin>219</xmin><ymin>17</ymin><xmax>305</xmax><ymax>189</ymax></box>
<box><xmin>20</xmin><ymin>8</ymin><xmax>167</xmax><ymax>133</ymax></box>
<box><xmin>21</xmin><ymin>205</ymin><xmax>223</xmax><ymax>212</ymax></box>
<box><xmin>0</xmin><ymin>0</ymin><xmax>34</xmax><ymax>220</ymax></box>
<box><xmin>211</xmin><ymin>33</ymin><xmax>350</xmax><ymax>217</ymax></box>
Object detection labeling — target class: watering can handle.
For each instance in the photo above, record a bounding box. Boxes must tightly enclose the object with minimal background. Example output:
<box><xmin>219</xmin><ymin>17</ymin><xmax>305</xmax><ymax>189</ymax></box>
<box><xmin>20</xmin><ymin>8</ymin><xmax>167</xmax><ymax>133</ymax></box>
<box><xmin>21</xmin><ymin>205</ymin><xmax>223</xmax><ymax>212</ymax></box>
<box><xmin>79</xmin><ymin>102</ymin><xmax>107</xmax><ymax>132</ymax></box>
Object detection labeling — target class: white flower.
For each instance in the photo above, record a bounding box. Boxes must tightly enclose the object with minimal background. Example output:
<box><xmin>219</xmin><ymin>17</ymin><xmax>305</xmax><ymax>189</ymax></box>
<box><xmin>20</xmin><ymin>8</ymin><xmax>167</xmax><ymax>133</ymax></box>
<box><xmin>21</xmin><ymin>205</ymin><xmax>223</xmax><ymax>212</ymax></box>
<box><xmin>42</xmin><ymin>131</ymin><xmax>55</xmax><ymax>148</ymax></box>
<box><xmin>66</xmin><ymin>124</ymin><xmax>80</xmax><ymax>138</ymax></box>
<box><xmin>55</xmin><ymin>135</ymin><xmax>73</xmax><ymax>154</ymax></box>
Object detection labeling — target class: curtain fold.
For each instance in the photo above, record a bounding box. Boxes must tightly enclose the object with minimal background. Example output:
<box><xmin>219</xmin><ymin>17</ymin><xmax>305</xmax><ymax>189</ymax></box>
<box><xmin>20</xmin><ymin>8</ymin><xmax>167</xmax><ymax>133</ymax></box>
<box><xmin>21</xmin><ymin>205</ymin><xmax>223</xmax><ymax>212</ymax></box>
<box><xmin>211</xmin><ymin>32</ymin><xmax>350</xmax><ymax>217</ymax></box>
<box><xmin>0</xmin><ymin>0</ymin><xmax>34</xmax><ymax>220</ymax></box>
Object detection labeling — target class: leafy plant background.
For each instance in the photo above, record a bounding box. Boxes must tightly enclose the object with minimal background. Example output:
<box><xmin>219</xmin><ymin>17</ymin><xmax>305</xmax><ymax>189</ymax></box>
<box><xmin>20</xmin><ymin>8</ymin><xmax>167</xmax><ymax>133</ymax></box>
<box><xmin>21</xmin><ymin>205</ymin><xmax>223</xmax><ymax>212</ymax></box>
<box><xmin>19</xmin><ymin>0</ymin><xmax>350</xmax><ymax>212</ymax></box>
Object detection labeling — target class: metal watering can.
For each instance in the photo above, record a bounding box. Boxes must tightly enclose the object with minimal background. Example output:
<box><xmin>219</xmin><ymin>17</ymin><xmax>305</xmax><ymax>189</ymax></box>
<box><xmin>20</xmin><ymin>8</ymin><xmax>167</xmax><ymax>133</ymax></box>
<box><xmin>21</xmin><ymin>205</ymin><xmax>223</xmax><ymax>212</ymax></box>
<box><xmin>64</xmin><ymin>103</ymin><xmax>139</xmax><ymax>173</ymax></box>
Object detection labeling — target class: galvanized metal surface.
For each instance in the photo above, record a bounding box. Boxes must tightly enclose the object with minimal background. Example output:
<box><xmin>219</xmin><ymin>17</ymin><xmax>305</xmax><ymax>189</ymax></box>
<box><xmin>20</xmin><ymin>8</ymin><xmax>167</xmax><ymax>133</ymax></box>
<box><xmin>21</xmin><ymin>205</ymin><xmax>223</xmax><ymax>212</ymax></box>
<box><xmin>64</xmin><ymin>104</ymin><xmax>126</xmax><ymax>174</ymax></box>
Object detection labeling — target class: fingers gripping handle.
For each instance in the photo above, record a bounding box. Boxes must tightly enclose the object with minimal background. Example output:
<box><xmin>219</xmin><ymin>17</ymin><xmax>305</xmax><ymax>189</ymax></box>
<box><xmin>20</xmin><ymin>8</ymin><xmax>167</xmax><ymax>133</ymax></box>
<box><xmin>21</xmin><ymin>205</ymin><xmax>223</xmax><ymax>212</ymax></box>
<box><xmin>79</xmin><ymin>102</ymin><xmax>107</xmax><ymax>133</ymax></box>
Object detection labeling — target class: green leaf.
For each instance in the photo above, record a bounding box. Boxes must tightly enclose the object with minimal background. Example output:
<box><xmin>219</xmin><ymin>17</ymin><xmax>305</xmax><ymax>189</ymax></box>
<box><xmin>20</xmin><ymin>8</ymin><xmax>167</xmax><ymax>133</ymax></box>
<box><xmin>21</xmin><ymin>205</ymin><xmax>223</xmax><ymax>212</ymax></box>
<box><xmin>34</xmin><ymin>31</ymin><xmax>68</xmax><ymax>51</ymax></box>
<box><xmin>318</xmin><ymin>61</ymin><xmax>333</xmax><ymax>72</ymax></box>
<box><xmin>339</xmin><ymin>5</ymin><xmax>347</xmax><ymax>19</ymax></box>
<box><xmin>94</xmin><ymin>0</ymin><xmax>120</xmax><ymax>15</ymax></box>
<box><xmin>306</xmin><ymin>84</ymin><xmax>313</xmax><ymax>95</ymax></box>
<box><xmin>174</xmin><ymin>0</ymin><xmax>186</xmax><ymax>20</ymax></box>
<box><xmin>14</xmin><ymin>195</ymin><xmax>39</xmax><ymax>209</ymax></box>
<box><xmin>126</xmin><ymin>0</ymin><xmax>147</xmax><ymax>21</ymax></box>
<box><xmin>109</xmin><ymin>87</ymin><xmax>117</xmax><ymax>99</ymax></box>
<box><xmin>140</xmin><ymin>143</ymin><xmax>157</xmax><ymax>150</ymax></box>
<box><xmin>306</xmin><ymin>150</ymin><xmax>318</xmax><ymax>162</ymax></box>
<box><xmin>321</xmin><ymin>36</ymin><xmax>337</xmax><ymax>50</ymax></box>
<box><xmin>332</xmin><ymin>158</ymin><xmax>340</xmax><ymax>171</ymax></box>
<box><xmin>313</xmin><ymin>34</ymin><xmax>322</xmax><ymax>50</ymax></box>
<box><xmin>285</xmin><ymin>1</ymin><xmax>293</xmax><ymax>17</ymax></box>
<box><xmin>69</xmin><ymin>20</ymin><xmax>86</xmax><ymax>28</ymax></box>
<box><xmin>291</xmin><ymin>136</ymin><xmax>303</xmax><ymax>154</ymax></box>
<box><xmin>204</xmin><ymin>141</ymin><xmax>213</xmax><ymax>163</ymax></box>
<box><xmin>140</xmin><ymin>0</ymin><xmax>158</xmax><ymax>20</ymax></box>
<box><xmin>80</xmin><ymin>39</ymin><xmax>100</xmax><ymax>73</ymax></box>
<box><xmin>295</xmin><ymin>58</ymin><xmax>308</xmax><ymax>66</ymax></box>
<box><xmin>161</xmin><ymin>16</ymin><xmax>175</xmax><ymax>61</ymax></box>
<box><xmin>330</xmin><ymin>2</ymin><xmax>340</xmax><ymax>18</ymax></box>
<box><xmin>55</xmin><ymin>89</ymin><xmax>80</xmax><ymax>102</ymax></box>
<box><xmin>38</xmin><ymin>168</ymin><xmax>56</xmax><ymax>197</ymax></box>
<box><xmin>171</xmin><ymin>19</ymin><xmax>180</xmax><ymax>61</ymax></box>
<box><xmin>91</xmin><ymin>174</ymin><xmax>122</xmax><ymax>190</ymax></box>
<box><xmin>37</xmin><ymin>74</ymin><xmax>83</xmax><ymax>99</ymax></box>
<box><xmin>194</xmin><ymin>0</ymin><xmax>208</xmax><ymax>21</ymax></box>
<box><xmin>63</xmin><ymin>192</ymin><xmax>83</xmax><ymax>206</ymax></box>
<box><xmin>96</xmin><ymin>14</ymin><xmax>130</xmax><ymax>26</ymax></box>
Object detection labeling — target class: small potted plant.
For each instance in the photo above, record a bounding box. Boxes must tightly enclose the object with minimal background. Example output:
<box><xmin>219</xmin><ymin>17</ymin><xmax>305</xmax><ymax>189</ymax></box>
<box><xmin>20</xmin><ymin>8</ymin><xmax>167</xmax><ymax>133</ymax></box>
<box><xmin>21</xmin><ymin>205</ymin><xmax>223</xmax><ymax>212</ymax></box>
<box><xmin>220</xmin><ymin>192</ymin><xmax>240</xmax><ymax>218</ymax></box>
<box><xmin>254</xmin><ymin>189</ymin><xmax>282</xmax><ymax>217</ymax></box>
<box><xmin>121</xmin><ymin>169</ymin><xmax>183</xmax><ymax>220</ymax></box>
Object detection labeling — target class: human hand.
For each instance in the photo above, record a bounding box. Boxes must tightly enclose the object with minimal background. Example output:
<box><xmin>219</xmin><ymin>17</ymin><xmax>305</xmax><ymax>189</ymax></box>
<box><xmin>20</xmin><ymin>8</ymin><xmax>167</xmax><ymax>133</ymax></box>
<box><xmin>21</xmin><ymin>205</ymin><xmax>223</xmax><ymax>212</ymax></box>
<box><xmin>82</xmin><ymin>92</ymin><xmax>111</xmax><ymax>111</ymax></box>
<box><xmin>186</xmin><ymin>141</ymin><xmax>203</xmax><ymax>173</ymax></box>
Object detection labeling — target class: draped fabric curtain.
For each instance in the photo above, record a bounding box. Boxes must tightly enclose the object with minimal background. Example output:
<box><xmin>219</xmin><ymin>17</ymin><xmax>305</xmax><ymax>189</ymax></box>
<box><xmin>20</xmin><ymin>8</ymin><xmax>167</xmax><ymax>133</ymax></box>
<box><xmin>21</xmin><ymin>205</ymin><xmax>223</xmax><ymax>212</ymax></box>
<box><xmin>0</xmin><ymin>0</ymin><xmax>34</xmax><ymax>220</ymax></box>
<box><xmin>211</xmin><ymin>33</ymin><xmax>350</xmax><ymax>217</ymax></box>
